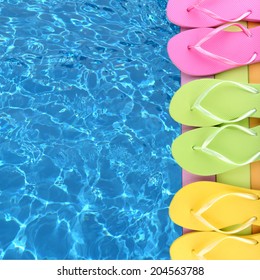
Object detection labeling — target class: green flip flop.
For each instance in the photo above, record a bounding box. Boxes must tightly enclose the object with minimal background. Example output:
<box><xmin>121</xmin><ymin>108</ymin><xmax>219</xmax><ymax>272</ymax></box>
<box><xmin>169</xmin><ymin>79</ymin><xmax>260</xmax><ymax>127</ymax></box>
<box><xmin>172</xmin><ymin>124</ymin><xmax>260</xmax><ymax>176</ymax></box>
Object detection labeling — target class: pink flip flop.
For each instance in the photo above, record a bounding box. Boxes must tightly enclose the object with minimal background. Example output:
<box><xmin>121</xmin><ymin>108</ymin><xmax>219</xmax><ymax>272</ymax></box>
<box><xmin>167</xmin><ymin>23</ymin><xmax>259</xmax><ymax>76</ymax></box>
<box><xmin>167</xmin><ymin>0</ymin><xmax>260</xmax><ymax>28</ymax></box>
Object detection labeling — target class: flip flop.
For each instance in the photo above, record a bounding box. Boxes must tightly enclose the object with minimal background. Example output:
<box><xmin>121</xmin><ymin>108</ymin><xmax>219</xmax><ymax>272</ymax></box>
<box><xmin>169</xmin><ymin>79</ymin><xmax>260</xmax><ymax>127</ymax></box>
<box><xmin>170</xmin><ymin>231</ymin><xmax>260</xmax><ymax>260</ymax></box>
<box><xmin>172</xmin><ymin>124</ymin><xmax>260</xmax><ymax>175</ymax></box>
<box><xmin>167</xmin><ymin>23</ymin><xmax>259</xmax><ymax>76</ymax></box>
<box><xmin>166</xmin><ymin>0</ymin><xmax>260</xmax><ymax>28</ymax></box>
<box><xmin>169</xmin><ymin>181</ymin><xmax>260</xmax><ymax>233</ymax></box>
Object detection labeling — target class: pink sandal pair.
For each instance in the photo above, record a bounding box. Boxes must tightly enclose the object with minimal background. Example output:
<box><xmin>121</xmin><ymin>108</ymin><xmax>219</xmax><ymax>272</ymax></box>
<box><xmin>167</xmin><ymin>1</ymin><xmax>260</xmax><ymax>76</ymax></box>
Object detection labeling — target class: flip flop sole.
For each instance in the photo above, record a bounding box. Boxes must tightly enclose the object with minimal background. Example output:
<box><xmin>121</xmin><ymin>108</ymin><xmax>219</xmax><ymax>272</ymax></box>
<box><xmin>170</xmin><ymin>231</ymin><xmax>260</xmax><ymax>260</ymax></box>
<box><xmin>167</xmin><ymin>0</ymin><xmax>260</xmax><ymax>28</ymax></box>
<box><xmin>172</xmin><ymin>125</ymin><xmax>260</xmax><ymax>175</ymax></box>
<box><xmin>167</xmin><ymin>26</ymin><xmax>260</xmax><ymax>76</ymax></box>
<box><xmin>169</xmin><ymin>181</ymin><xmax>260</xmax><ymax>232</ymax></box>
<box><xmin>169</xmin><ymin>79</ymin><xmax>260</xmax><ymax>126</ymax></box>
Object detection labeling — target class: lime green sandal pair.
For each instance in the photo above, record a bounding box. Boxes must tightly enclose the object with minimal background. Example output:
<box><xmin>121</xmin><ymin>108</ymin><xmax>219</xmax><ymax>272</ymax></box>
<box><xmin>170</xmin><ymin>79</ymin><xmax>260</xmax><ymax>176</ymax></box>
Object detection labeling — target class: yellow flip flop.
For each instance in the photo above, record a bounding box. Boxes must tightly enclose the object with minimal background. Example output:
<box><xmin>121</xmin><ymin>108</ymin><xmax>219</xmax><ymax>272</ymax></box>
<box><xmin>169</xmin><ymin>181</ymin><xmax>260</xmax><ymax>233</ymax></box>
<box><xmin>170</xmin><ymin>232</ymin><xmax>260</xmax><ymax>260</ymax></box>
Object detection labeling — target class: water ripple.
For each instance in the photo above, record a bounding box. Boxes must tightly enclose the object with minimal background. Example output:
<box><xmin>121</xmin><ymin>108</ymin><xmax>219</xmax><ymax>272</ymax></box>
<box><xmin>0</xmin><ymin>0</ymin><xmax>181</xmax><ymax>260</ymax></box>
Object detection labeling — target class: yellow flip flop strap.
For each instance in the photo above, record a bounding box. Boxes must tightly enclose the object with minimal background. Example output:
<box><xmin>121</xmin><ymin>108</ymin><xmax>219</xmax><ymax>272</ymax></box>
<box><xmin>193</xmin><ymin>235</ymin><xmax>258</xmax><ymax>260</ymax></box>
<box><xmin>192</xmin><ymin>192</ymin><xmax>259</xmax><ymax>234</ymax></box>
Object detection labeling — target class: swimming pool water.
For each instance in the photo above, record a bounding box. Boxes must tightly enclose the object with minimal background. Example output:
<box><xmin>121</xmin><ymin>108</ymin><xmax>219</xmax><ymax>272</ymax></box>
<box><xmin>0</xmin><ymin>0</ymin><xmax>181</xmax><ymax>259</ymax></box>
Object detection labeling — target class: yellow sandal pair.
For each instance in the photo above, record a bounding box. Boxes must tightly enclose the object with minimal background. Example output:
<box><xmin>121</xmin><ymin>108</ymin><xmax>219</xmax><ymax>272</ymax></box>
<box><xmin>169</xmin><ymin>181</ymin><xmax>260</xmax><ymax>260</ymax></box>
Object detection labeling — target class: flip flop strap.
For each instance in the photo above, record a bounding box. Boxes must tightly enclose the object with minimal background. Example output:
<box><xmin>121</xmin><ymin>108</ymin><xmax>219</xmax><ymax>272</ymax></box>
<box><xmin>189</xmin><ymin>23</ymin><xmax>257</xmax><ymax>66</ymax></box>
<box><xmin>192</xmin><ymin>191</ymin><xmax>259</xmax><ymax>234</ymax></box>
<box><xmin>193</xmin><ymin>235</ymin><xmax>258</xmax><ymax>260</ymax></box>
<box><xmin>194</xmin><ymin>124</ymin><xmax>260</xmax><ymax>166</ymax></box>
<box><xmin>191</xmin><ymin>81</ymin><xmax>259</xmax><ymax>123</ymax></box>
<box><xmin>187</xmin><ymin>0</ymin><xmax>251</xmax><ymax>23</ymax></box>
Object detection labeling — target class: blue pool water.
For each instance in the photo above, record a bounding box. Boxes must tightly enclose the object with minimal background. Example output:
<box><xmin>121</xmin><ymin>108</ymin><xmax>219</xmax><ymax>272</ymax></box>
<box><xmin>0</xmin><ymin>0</ymin><xmax>181</xmax><ymax>259</ymax></box>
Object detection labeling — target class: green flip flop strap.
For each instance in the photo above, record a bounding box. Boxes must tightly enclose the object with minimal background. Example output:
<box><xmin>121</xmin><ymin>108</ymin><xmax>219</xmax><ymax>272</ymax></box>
<box><xmin>193</xmin><ymin>125</ymin><xmax>260</xmax><ymax>166</ymax></box>
<box><xmin>191</xmin><ymin>81</ymin><xmax>259</xmax><ymax>123</ymax></box>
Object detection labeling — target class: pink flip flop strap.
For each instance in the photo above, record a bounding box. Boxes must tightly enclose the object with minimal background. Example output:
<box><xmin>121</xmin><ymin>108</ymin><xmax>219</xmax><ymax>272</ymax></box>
<box><xmin>189</xmin><ymin>23</ymin><xmax>257</xmax><ymax>66</ymax></box>
<box><xmin>187</xmin><ymin>0</ymin><xmax>252</xmax><ymax>23</ymax></box>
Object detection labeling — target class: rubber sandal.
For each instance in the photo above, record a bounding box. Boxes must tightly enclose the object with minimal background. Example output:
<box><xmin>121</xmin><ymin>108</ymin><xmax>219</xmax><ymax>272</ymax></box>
<box><xmin>167</xmin><ymin>23</ymin><xmax>259</xmax><ymax>76</ymax></box>
<box><xmin>170</xmin><ymin>231</ymin><xmax>260</xmax><ymax>260</ymax></box>
<box><xmin>172</xmin><ymin>124</ymin><xmax>260</xmax><ymax>175</ymax></box>
<box><xmin>166</xmin><ymin>0</ymin><xmax>260</xmax><ymax>28</ymax></box>
<box><xmin>169</xmin><ymin>79</ymin><xmax>260</xmax><ymax>127</ymax></box>
<box><xmin>169</xmin><ymin>181</ymin><xmax>260</xmax><ymax>233</ymax></box>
